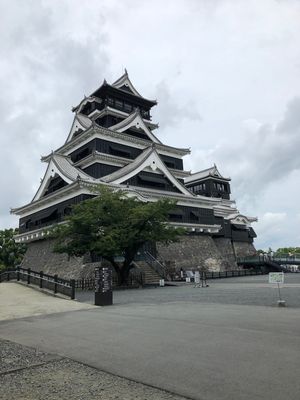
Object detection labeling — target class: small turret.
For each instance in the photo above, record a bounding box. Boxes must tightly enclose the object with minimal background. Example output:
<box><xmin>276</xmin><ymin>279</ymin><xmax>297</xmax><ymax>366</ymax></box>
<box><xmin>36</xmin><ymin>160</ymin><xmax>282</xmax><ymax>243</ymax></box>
<box><xmin>184</xmin><ymin>165</ymin><xmax>231</xmax><ymax>199</ymax></box>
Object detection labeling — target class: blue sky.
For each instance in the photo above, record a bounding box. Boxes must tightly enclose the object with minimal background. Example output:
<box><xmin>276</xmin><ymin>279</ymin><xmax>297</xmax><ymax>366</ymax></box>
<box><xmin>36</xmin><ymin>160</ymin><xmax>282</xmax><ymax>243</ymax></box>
<box><xmin>1</xmin><ymin>0</ymin><xmax>300</xmax><ymax>250</ymax></box>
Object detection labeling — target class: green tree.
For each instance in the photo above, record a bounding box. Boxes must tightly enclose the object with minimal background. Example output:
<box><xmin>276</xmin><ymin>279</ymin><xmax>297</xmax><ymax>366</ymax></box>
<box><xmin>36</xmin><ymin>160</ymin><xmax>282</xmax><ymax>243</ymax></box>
<box><xmin>52</xmin><ymin>186</ymin><xmax>185</xmax><ymax>284</ymax></box>
<box><xmin>276</xmin><ymin>247</ymin><xmax>300</xmax><ymax>255</ymax></box>
<box><xmin>0</xmin><ymin>228</ymin><xmax>27</xmax><ymax>271</ymax></box>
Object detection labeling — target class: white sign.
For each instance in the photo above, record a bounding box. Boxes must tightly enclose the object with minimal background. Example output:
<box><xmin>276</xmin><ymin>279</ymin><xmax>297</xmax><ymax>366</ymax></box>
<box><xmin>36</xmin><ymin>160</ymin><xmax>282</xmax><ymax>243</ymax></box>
<box><xmin>269</xmin><ymin>272</ymin><xmax>284</xmax><ymax>284</ymax></box>
<box><xmin>194</xmin><ymin>271</ymin><xmax>200</xmax><ymax>284</ymax></box>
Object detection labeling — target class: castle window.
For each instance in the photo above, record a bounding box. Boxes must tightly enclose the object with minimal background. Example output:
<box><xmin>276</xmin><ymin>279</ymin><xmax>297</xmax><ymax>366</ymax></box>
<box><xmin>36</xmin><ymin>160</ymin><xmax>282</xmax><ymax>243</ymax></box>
<box><xmin>138</xmin><ymin>174</ymin><xmax>166</xmax><ymax>188</ymax></box>
<box><xmin>115</xmin><ymin>99</ymin><xmax>123</xmax><ymax>109</ymax></box>
<box><xmin>192</xmin><ymin>183</ymin><xmax>206</xmax><ymax>193</ymax></box>
<box><xmin>124</xmin><ymin>103</ymin><xmax>132</xmax><ymax>113</ymax></box>
<box><xmin>75</xmin><ymin>147</ymin><xmax>90</xmax><ymax>162</ymax></box>
<box><xmin>216</xmin><ymin>183</ymin><xmax>225</xmax><ymax>192</ymax></box>
<box><xmin>107</xmin><ymin>97</ymin><xmax>114</xmax><ymax>106</ymax></box>
<box><xmin>165</xmin><ymin>161</ymin><xmax>175</xmax><ymax>169</ymax></box>
<box><xmin>169</xmin><ymin>210</ymin><xmax>183</xmax><ymax>221</ymax></box>
<box><xmin>190</xmin><ymin>212</ymin><xmax>199</xmax><ymax>221</ymax></box>
<box><xmin>109</xmin><ymin>145</ymin><xmax>131</xmax><ymax>159</ymax></box>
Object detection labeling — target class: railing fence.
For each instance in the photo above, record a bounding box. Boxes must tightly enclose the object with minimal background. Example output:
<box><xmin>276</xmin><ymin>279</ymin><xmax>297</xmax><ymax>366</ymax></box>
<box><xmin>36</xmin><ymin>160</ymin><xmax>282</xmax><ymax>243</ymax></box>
<box><xmin>238</xmin><ymin>254</ymin><xmax>300</xmax><ymax>266</ymax></box>
<box><xmin>203</xmin><ymin>269</ymin><xmax>266</xmax><ymax>280</ymax></box>
<box><xmin>0</xmin><ymin>267</ymin><xmax>75</xmax><ymax>299</ymax></box>
<box><xmin>143</xmin><ymin>251</ymin><xmax>166</xmax><ymax>278</ymax></box>
<box><xmin>74</xmin><ymin>269</ymin><xmax>145</xmax><ymax>291</ymax></box>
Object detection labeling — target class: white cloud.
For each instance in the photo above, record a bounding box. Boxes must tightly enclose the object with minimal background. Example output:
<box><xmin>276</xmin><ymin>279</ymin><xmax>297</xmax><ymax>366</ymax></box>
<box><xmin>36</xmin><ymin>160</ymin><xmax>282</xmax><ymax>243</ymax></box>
<box><xmin>253</xmin><ymin>212</ymin><xmax>289</xmax><ymax>250</ymax></box>
<box><xmin>258</xmin><ymin>212</ymin><xmax>287</xmax><ymax>230</ymax></box>
<box><xmin>210</xmin><ymin>96</ymin><xmax>300</xmax><ymax>194</ymax></box>
<box><xmin>0</xmin><ymin>0</ymin><xmax>300</xmax><ymax>251</ymax></box>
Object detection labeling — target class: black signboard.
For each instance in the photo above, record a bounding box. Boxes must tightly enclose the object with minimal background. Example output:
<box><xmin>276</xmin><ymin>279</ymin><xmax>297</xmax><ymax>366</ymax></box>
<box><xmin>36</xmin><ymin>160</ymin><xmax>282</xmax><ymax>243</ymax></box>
<box><xmin>94</xmin><ymin>267</ymin><xmax>113</xmax><ymax>306</ymax></box>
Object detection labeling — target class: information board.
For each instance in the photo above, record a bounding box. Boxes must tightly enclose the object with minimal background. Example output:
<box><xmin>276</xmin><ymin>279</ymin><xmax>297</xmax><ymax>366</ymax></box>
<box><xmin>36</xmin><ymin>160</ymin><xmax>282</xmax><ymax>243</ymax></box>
<box><xmin>269</xmin><ymin>272</ymin><xmax>284</xmax><ymax>284</ymax></box>
<box><xmin>95</xmin><ymin>266</ymin><xmax>113</xmax><ymax>306</ymax></box>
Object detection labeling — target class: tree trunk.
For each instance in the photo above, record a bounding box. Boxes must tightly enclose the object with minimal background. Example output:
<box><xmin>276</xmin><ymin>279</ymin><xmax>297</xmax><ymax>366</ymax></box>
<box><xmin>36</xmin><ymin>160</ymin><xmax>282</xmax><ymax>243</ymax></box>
<box><xmin>105</xmin><ymin>252</ymin><xmax>136</xmax><ymax>286</ymax></box>
<box><xmin>105</xmin><ymin>257</ymin><xmax>123</xmax><ymax>286</ymax></box>
<box><xmin>119</xmin><ymin>260</ymin><xmax>133</xmax><ymax>286</ymax></box>
<box><xmin>121</xmin><ymin>249</ymin><xmax>137</xmax><ymax>285</ymax></box>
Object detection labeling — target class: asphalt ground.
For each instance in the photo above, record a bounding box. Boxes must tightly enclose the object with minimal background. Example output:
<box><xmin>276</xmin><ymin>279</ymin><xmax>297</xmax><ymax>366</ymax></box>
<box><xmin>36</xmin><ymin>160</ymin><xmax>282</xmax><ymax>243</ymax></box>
<box><xmin>76</xmin><ymin>273</ymin><xmax>300</xmax><ymax>308</ymax></box>
<box><xmin>0</xmin><ymin>274</ymin><xmax>300</xmax><ymax>400</ymax></box>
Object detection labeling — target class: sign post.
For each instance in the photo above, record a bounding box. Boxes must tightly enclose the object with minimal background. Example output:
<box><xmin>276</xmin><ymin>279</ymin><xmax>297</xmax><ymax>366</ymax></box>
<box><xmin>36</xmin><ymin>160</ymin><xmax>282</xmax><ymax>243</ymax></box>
<box><xmin>268</xmin><ymin>272</ymin><xmax>285</xmax><ymax>307</ymax></box>
<box><xmin>194</xmin><ymin>271</ymin><xmax>200</xmax><ymax>286</ymax></box>
<box><xmin>95</xmin><ymin>266</ymin><xmax>113</xmax><ymax>306</ymax></box>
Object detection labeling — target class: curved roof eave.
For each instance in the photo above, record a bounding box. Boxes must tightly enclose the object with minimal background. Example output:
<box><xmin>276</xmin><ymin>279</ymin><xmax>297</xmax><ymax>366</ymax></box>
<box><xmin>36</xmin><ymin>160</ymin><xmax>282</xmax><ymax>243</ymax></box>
<box><xmin>110</xmin><ymin>109</ymin><xmax>162</xmax><ymax>144</ymax></box>
<box><xmin>102</xmin><ymin>145</ymin><xmax>194</xmax><ymax>196</ymax></box>
<box><xmin>111</xmin><ymin>70</ymin><xmax>157</xmax><ymax>104</ymax></box>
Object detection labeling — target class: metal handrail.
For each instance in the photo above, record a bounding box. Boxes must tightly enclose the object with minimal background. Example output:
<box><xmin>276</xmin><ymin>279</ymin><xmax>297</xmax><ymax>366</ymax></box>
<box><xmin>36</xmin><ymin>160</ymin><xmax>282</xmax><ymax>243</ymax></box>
<box><xmin>0</xmin><ymin>266</ymin><xmax>75</xmax><ymax>299</ymax></box>
<box><xmin>144</xmin><ymin>251</ymin><xmax>166</xmax><ymax>278</ymax></box>
<box><xmin>237</xmin><ymin>254</ymin><xmax>300</xmax><ymax>265</ymax></box>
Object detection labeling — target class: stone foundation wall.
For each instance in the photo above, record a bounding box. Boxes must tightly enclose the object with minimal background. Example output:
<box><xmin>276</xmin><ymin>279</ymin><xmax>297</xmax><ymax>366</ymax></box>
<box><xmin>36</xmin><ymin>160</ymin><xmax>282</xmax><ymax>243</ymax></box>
<box><xmin>232</xmin><ymin>241</ymin><xmax>256</xmax><ymax>258</ymax></box>
<box><xmin>157</xmin><ymin>234</ymin><xmax>234</xmax><ymax>272</ymax></box>
<box><xmin>21</xmin><ymin>239</ymin><xmax>96</xmax><ymax>280</ymax></box>
<box><xmin>213</xmin><ymin>238</ymin><xmax>237</xmax><ymax>269</ymax></box>
<box><xmin>21</xmin><ymin>236</ymin><xmax>255</xmax><ymax>279</ymax></box>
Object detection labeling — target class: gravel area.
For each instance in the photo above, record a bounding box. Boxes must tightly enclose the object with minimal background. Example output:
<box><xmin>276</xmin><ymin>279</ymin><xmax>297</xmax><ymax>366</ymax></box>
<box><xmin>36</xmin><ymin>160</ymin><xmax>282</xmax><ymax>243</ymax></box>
<box><xmin>0</xmin><ymin>339</ymin><xmax>61</xmax><ymax>373</ymax></box>
<box><xmin>0</xmin><ymin>339</ymin><xmax>189</xmax><ymax>400</ymax></box>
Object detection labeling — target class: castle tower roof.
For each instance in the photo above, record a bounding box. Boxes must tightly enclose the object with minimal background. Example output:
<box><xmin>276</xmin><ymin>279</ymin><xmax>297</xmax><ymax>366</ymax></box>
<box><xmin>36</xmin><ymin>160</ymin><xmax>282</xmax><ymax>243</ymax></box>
<box><xmin>101</xmin><ymin>144</ymin><xmax>193</xmax><ymax>196</ymax></box>
<box><xmin>110</xmin><ymin>108</ymin><xmax>162</xmax><ymax>144</ymax></box>
<box><xmin>185</xmin><ymin>164</ymin><xmax>231</xmax><ymax>184</ymax></box>
<box><xmin>72</xmin><ymin>70</ymin><xmax>157</xmax><ymax>113</ymax></box>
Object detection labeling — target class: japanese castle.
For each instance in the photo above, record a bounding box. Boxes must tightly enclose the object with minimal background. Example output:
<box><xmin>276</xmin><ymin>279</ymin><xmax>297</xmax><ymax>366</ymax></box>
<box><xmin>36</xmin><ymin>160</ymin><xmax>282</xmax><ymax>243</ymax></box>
<box><xmin>12</xmin><ymin>70</ymin><xmax>257</xmax><ymax>274</ymax></box>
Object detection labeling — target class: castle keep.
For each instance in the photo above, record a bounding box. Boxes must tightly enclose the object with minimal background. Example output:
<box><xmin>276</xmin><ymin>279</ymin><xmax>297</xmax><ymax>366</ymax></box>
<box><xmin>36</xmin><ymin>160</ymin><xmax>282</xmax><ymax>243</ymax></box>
<box><xmin>12</xmin><ymin>71</ymin><xmax>257</xmax><ymax>278</ymax></box>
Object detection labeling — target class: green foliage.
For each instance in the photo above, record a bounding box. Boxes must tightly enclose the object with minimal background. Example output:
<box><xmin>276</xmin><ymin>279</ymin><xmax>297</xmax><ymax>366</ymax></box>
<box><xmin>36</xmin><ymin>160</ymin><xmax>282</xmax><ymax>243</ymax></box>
<box><xmin>256</xmin><ymin>247</ymin><xmax>273</xmax><ymax>254</ymax></box>
<box><xmin>52</xmin><ymin>186</ymin><xmax>185</xmax><ymax>284</ymax></box>
<box><xmin>275</xmin><ymin>247</ymin><xmax>300</xmax><ymax>255</ymax></box>
<box><xmin>256</xmin><ymin>249</ymin><xmax>264</xmax><ymax>254</ymax></box>
<box><xmin>257</xmin><ymin>247</ymin><xmax>300</xmax><ymax>255</ymax></box>
<box><xmin>0</xmin><ymin>263</ymin><xmax>6</xmax><ymax>273</ymax></box>
<box><xmin>0</xmin><ymin>228</ymin><xmax>27</xmax><ymax>270</ymax></box>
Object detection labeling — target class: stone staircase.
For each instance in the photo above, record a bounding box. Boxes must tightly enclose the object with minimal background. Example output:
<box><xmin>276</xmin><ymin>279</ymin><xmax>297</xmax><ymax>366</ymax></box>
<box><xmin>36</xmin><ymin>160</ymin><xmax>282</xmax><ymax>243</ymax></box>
<box><xmin>135</xmin><ymin>261</ymin><xmax>162</xmax><ymax>285</ymax></box>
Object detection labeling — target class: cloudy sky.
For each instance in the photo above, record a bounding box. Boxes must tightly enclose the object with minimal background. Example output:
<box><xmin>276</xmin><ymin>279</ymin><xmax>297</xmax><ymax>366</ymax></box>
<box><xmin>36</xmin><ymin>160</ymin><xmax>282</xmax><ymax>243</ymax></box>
<box><xmin>1</xmin><ymin>0</ymin><xmax>300</xmax><ymax>250</ymax></box>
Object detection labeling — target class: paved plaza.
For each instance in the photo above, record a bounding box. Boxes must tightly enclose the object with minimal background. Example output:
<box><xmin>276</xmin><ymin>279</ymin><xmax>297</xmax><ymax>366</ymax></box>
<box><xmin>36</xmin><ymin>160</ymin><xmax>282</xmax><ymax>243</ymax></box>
<box><xmin>78</xmin><ymin>273</ymin><xmax>300</xmax><ymax>308</ymax></box>
<box><xmin>0</xmin><ymin>274</ymin><xmax>300</xmax><ymax>400</ymax></box>
<box><xmin>0</xmin><ymin>282</ymin><xmax>95</xmax><ymax>321</ymax></box>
